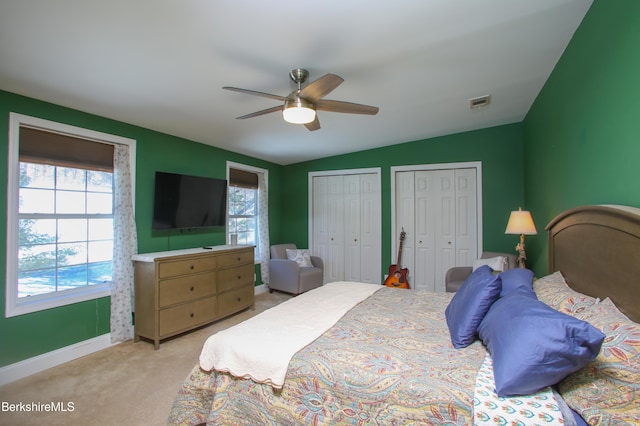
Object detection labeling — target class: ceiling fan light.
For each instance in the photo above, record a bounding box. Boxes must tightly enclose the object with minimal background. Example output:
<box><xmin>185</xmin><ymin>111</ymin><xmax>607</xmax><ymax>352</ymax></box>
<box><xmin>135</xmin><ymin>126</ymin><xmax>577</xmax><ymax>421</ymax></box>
<box><xmin>283</xmin><ymin>98</ymin><xmax>316</xmax><ymax>124</ymax></box>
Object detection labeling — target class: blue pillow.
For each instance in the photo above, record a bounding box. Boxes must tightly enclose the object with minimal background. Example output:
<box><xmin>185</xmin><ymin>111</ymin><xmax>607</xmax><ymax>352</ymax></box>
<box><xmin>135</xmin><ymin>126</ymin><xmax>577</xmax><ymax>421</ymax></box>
<box><xmin>499</xmin><ymin>268</ymin><xmax>535</xmax><ymax>298</ymax></box>
<box><xmin>478</xmin><ymin>292</ymin><xmax>605</xmax><ymax>397</ymax></box>
<box><xmin>445</xmin><ymin>265</ymin><xmax>502</xmax><ymax>348</ymax></box>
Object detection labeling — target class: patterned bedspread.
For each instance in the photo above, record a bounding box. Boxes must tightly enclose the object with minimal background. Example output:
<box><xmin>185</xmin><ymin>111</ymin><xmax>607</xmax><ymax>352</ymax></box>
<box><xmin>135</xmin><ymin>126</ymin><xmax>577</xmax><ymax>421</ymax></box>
<box><xmin>168</xmin><ymin>287</ymin><xmax>488</xmax><ymax>425</ymax></box>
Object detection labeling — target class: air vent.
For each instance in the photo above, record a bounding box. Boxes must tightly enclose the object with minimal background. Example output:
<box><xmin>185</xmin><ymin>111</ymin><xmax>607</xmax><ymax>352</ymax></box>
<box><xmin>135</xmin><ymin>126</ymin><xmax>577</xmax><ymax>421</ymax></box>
<box><xmin>469</xmin><ymin>95</ymin><xmax>491</xmax><ymax>109</ymax></box>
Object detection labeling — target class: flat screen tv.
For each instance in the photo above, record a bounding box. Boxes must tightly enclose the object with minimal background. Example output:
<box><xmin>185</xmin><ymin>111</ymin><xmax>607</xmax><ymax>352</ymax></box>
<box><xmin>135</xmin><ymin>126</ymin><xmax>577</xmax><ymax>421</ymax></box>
<box><xmin>152</xmin><ymin>171</ymin><xmax>227</xmax><ymax>230</ymax></box>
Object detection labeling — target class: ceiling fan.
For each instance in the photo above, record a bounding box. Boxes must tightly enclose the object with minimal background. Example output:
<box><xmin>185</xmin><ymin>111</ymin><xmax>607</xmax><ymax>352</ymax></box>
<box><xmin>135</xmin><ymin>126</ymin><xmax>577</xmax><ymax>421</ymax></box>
<box><xmin>223</xmin><ymin>68</ymin><xmax>379</xmax><ymax>131</ymax></box>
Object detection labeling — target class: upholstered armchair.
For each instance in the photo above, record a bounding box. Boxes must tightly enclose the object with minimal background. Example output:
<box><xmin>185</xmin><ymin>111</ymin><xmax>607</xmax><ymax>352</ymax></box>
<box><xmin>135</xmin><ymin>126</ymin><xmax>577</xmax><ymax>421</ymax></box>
<box><xmin>268</xmin><ymin>244</ymin><xmax>324</xmax><ymax>295</ymax></box>
<box><xmin>445</xmin><ymin>251</ymin><xmax>517</xmax><ymax>293</ymax></box>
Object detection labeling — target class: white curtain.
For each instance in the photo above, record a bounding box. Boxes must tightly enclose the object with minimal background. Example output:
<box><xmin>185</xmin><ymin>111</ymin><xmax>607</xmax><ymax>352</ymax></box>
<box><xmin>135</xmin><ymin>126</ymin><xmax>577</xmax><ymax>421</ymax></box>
<box><xmin>110</xmin><ymin>144</ymin><xmax>138</xmax><ymax>343</ymax></box>
<box><xmin>257</xmin><ymin>172</ymin><xmax>270</xmax><ymax>285</ymax></box>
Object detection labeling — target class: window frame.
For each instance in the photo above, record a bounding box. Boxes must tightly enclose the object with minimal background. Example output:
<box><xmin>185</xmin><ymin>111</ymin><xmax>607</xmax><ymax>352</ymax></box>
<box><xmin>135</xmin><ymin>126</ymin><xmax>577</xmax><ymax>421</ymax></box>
<box><xmin>226</xmin><ymin>161</ymin><xmax>267</xmax><ymax>261</ymax></box>
<box><xmin>5</xmin><ymin>113</ymin><xmax>136</xmax><ymax>318</ymax></box>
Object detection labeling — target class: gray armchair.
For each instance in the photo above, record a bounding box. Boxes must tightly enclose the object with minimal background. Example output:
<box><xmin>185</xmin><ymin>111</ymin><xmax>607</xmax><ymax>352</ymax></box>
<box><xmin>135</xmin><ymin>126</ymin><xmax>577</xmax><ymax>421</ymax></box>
<box><xmin>445</xmin><ymin>251</ymin><xmax>517</xmax><ymax>293</ymax></box>
<box><xmin>268</xmin><ymin>244</ymin><xmax>324</xmax><ymax>295</ymax></box>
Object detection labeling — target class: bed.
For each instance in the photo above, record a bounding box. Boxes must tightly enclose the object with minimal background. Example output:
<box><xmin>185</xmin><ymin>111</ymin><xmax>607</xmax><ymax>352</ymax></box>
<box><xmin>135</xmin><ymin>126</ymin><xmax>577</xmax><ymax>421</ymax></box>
<box><xmin>168</xmin><ymin>205</ymin><xmax>640</xmax><ymax>425</ymax></box>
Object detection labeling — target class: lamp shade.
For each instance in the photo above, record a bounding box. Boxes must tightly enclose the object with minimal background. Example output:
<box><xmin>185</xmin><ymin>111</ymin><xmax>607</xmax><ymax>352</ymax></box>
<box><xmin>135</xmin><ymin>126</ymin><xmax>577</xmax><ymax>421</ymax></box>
<box><xmin>505</xmin><ymin>208</ymin><xmax>537</xmax><ymax>235</ymax></box>
<box><xmin>282</xmin><ymin>98</ymin><xmax>316</xmax><ymax>124</ymax></box>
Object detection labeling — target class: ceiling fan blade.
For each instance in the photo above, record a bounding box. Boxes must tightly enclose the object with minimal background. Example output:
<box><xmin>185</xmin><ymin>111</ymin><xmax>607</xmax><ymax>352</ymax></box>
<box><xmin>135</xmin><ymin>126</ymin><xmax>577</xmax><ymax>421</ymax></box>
<box><xmin>223</xmin><ymin>86</ymin><xmax>289</xmax><ymax>102</ymax></box>
<box><xmin>315</xmin><ymin>99</ymin><xmax>379</xmax><ymax>115</ymax></box>
<box><xmin>236</xmin><ymin>105</ymin><xmax>283</xmax><ymax>120</ymax></box>
<box><xmin>299</xmin><ymin>74</ymin><xmax>344</xmax><ymax>102</ymax></box>
<box><xmin>304</xmin><ymin>116</ymin><xmax>321</xmax><ymax>131</ymax></box>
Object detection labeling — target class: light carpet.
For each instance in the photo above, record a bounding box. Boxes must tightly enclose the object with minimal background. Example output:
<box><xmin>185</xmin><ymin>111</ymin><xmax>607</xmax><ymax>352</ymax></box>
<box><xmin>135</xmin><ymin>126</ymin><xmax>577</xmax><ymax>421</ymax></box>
<box><xmin>0</xmin><ymin>290</ymin><xmax>291</xmax><ymax>426</ymax></box>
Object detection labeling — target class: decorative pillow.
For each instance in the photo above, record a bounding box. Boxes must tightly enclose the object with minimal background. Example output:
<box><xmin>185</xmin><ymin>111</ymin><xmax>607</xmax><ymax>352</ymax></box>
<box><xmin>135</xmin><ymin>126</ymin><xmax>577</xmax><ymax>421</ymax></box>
<box><xmin>499</xmin><ymin>268</ymin><xmax>535</xmax><ymax>298</ymax></box>
<box><xmin>478</xmin><ymin>291</ymin><xmax>605</xmax><ymax>397</ymax></box>
<box><xmin>445</xmin><ymin>265</ymin><xmax>502</xmax><ymax>349</ymax></box>
<box><xmin>533</xmin><ymin>271</ymin><xmax>598</xmax><ymax>315</ymax></box>
<box><xmin>472</xmin><ymin>256</ymin><xmax>508</xmax><ymax>272</ymax></box>
<box><xmin>559</xmin><ymin>298</ymin><xmax>640</xmax><ymax>424</ymax></box>
<box><xmin>286</xmin><ymin>249</ymin><xmax>313</xmax><ymax>268</ymax></box>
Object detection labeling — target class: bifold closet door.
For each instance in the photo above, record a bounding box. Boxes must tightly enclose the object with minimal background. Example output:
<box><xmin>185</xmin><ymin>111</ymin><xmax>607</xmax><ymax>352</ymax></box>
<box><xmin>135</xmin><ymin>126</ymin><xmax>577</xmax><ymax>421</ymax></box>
<box><xmin>450</xmin><ymin>168</ymin><xmax>477</xmax><ymax>272</ymax></box>
<box><xmin>343</xmin><ymin>175</ymin><xmax>361</xmax><ymax>282</ymax></box>
<box><xmin>312</xmin><ymin>176</ymin><xmax>330</xmax><ymax>278</ymax></box>
<box><xmin>344</xmin><ymin>173</ymin><xmax>380</xmax><ymax>283</ymax></box>
<box><xmin>312</xmin><ymin>173</ymin><xmax>381</xmax><ymax>284</ymax></box>
<box><xmin>395</xmin><ymin>168</ymin><xmax>477</xmax><ymax>292</ymax></box>
<box><xmin>325</xmin><ymin>175</ymin><xmax>345</xmax><ymax>283</ymax></box>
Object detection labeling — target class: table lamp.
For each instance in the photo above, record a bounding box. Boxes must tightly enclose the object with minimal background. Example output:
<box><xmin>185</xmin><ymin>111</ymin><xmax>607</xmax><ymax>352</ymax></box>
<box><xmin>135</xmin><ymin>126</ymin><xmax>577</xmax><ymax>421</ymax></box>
<box><xmin>505</xmin><ymin>207</ymin><xmax>537</xmax><ymax>268</ymax></box>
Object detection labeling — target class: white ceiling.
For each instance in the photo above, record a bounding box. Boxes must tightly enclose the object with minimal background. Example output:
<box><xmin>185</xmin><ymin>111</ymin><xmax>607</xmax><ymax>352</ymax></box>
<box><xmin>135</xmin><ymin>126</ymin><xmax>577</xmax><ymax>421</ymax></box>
<box><xmin>0</xmin><ymin>0</ymin><xmax>592</xmax><ymax>165</ymax></box>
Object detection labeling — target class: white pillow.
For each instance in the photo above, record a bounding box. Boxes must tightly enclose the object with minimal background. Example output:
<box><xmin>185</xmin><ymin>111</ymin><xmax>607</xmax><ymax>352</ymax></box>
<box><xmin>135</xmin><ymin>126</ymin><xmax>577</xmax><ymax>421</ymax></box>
<box><xmin>472</xmin><ymin>256</ymin><xmax>508</xmax><ymax>272</ymax></box>
<box><xmin>286</xmin><ymin>249</ymin><xmax>313</xmax><ymax>267</ymax></box>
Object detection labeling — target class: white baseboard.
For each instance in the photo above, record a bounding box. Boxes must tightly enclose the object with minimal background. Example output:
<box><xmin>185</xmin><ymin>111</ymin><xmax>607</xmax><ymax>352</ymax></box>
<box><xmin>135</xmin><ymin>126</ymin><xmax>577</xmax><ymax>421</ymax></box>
<box><xmin>0</xmin><ymin>333</ymin><xmax>117</xmax><ymax>386</ymax></box>
<box><xmin>1</xmin><ymin>287</ymin><xmax>269</xmax><ymax>386</ymax></box>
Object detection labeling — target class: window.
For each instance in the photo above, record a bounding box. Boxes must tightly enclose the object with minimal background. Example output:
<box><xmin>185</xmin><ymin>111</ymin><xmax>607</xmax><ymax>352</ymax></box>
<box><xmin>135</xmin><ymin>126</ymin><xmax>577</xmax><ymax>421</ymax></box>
<box><xmin>226</xmin><ymin>162</ymin><xmax>268</xmax><ymax>263</ymax></box>
<box><xmin>18</xmin><ymin>163</ymin><xmax>114</xmax><ymax>298</ymax></box>
<box><xmin>6</xmin><ymin>113</ymin><xmax>136</xmax><ymax>317</ymax></box>
<box><xmin>228</xmin><ymin>167</ymin><xmax>258</xmax><ymax>247</ymax></box>
<box><xmin>228</xmin><ymin>185</ymin><xmax>257</xmax><ymax>246</ymax></box>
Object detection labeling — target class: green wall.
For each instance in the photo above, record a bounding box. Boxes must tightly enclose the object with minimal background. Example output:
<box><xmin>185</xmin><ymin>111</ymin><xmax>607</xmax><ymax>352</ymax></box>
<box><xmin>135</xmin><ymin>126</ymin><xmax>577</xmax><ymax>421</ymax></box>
<box><xmin>282</xmin><ymin>123</ymin><xmax>525</xmax><ymax>275</ymax></box>
<box><xmin>523</xmin><ymin>0</ymin><xmax>640</xmax><ymax>275</ymax></box>
<box><xmin>0</xmin><ymin>90</ymin><xmax>284</xmax><ymax>367</ymax></box>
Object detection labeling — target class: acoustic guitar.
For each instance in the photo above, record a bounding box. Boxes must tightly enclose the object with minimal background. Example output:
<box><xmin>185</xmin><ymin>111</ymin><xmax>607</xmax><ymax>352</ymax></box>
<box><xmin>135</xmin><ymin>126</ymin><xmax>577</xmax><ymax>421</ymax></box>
<box><xmin>384</xmin><ymin>228</ymin><xmax>410</xmax><ymax>289</ymax></box>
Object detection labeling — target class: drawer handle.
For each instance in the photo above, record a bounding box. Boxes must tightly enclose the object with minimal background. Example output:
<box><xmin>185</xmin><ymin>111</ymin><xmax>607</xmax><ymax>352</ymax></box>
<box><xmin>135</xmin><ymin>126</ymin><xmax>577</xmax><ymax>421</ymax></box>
<box><xmin>190</xmin><ymin>265</ymin><xmax>194</xmax><ymax>270</ymax></box>
<box><xmin>236</xmin><ymin>297</ymin><xmax>241</xmax><ymax>302</ymax></box>
<box><xmin>237</xmin><ymin>257</ymin><xmax>241</xmax><ymax>261</ymax></box>
<box><xmin>190</xmin><ymin>313</ymin><xmax>194</xmax><ymax>318</ymax></box>
<box><xmin>237</xmin><ymin>275</ymin><xmax>241</xmax><ymax>280</ymax></box>
<box><xmin>190</xmin><ymin>286</ymin><xmax>194</xmax><ymax>292</ymax></box>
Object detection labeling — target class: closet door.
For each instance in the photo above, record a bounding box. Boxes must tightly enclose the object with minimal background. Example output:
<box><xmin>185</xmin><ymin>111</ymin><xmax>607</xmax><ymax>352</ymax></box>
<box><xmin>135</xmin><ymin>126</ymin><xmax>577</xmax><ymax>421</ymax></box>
<box><xmin>432</xmin><ymin>170</ymin><xmax>456</xmax><ymax>293</ymax></box>
<box><xmin>343</xmin><ymin>175</ymin><xmax>361</xmax><ymax>282</ymax></box>
<box><xmin>311</xmin><ymin>171</ymin><xmax>381</xmax><ymax>284</ymax></box>
<box><xmin>394</xmin><ymin>167</ymin><xmax>478</xmax><ymax>292</ymax></box>
<box><xmin>325</xmin><ymin>175</ymin><xmax>345</xmax><ymax>283</ymax></box>
<box><xmin>453</xmin><ymin>169</ymin><xmax>477</xmax><ymax>268</ymax></box>
<box><xmin>358</xmin><ymin>173</ymin><xmax>380</xmax><ymax>284</ymax></box>
<box><xmin>395</xmin><ymin>171</ymin><xmax>416</xmax><ymax>287</ymax></box>
<box><xmin>312</xmin><ymin>176</ymin><xmax>329</xmax><ymax>267</ymax></box>
<box><xmin>415</xmin><ymin>170</ymin><xmax>440</xmax><ymax>291</ymax></box>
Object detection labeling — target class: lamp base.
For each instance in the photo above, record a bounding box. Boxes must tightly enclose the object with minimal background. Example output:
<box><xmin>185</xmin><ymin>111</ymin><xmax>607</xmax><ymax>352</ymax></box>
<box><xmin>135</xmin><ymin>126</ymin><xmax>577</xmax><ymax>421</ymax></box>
<box><xmin>515</xmin><ymin>233</ymin><xmax>527</xmax><ymax>268</ymax></box>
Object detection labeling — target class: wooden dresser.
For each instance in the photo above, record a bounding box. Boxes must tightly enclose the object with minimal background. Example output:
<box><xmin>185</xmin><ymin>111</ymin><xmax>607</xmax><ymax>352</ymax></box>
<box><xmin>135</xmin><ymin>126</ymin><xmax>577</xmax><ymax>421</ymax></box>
<box><xmin>132</xmin><ymin>245</ymin><xmax>254</xmax><ymax>349</ymax></box>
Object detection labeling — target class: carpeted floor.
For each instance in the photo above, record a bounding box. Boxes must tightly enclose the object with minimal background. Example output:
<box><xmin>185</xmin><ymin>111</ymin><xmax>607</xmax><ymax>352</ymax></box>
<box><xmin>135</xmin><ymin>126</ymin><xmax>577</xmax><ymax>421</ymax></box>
<box><xmin>0</xmin><ymin>290</ymin><xmax>291</xmax><ymax>426</ymax></box>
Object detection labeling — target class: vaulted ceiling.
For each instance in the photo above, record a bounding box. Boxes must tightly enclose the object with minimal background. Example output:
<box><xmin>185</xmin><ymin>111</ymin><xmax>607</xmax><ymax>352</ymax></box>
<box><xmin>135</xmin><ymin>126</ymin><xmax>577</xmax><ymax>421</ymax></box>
<box><xmin>0</xmin><ymin>0</ymin><xmax>593</xmax><ymax>165</ymax></box>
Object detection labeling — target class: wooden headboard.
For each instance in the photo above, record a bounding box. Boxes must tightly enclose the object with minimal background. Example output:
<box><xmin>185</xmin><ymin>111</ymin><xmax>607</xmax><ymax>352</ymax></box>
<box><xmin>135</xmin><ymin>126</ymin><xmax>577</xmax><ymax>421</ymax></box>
<box><xmin>546</xmin><ymin>205</ymin><xmax>640</xmax><ymax>323</ymax></box>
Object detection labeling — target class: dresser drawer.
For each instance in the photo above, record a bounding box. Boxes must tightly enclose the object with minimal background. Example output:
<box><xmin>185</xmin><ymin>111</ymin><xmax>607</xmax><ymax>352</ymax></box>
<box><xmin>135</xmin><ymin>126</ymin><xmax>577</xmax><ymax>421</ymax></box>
<box><xmin>217</xmin><ymin>249</ymin><xmax>253</xmax><ymax>269</ymax></box>
<box><xmin>158</xmin><ymin>256</ymin><xmax>217</xmax><ymax>279</ymax></box>
<box><xmin>159</xmin><ymin>296</ymin><xmax>217</xmax><ymax>336</ymax></box>
<box><xmin>158</xmin><ymin>271</ymin><xmax>216</xmax><ymax>308</ymax></box>
<box><xmin>217</xmin><ymin>264</ymin><xmax>254</xmax><ymax>292</ymax></box>
<box><xmin>218</xmin><ymin>286</ymin><xmax>253</xmax><ymax>318</ymax></box>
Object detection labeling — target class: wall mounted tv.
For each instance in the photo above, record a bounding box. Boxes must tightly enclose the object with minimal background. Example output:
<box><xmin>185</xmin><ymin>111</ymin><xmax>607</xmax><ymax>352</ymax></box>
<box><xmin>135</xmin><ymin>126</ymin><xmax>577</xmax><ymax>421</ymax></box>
<box><xmin>152</xmin><ymin>171</ymin><xmax>227</xmax><ymax>230</ymax></box>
